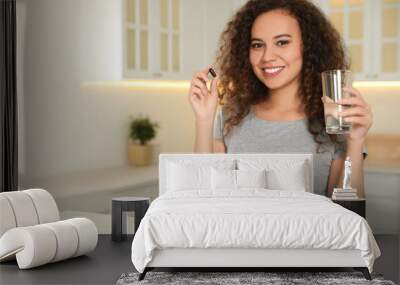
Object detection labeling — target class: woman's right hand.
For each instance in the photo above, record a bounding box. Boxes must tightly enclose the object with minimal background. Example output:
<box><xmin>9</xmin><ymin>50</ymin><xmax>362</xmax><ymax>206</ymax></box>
<box><xmin>188</xmin><ymin>67</ymin><xmax>219</xmax><ymax>123</ymax></box>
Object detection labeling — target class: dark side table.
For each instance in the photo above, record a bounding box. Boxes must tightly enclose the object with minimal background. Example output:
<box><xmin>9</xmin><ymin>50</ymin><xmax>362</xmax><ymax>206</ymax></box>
<box><xmin>332</xmin><ymin>198</ymin><xmax>366</xmax><ymax>218</ymax></box>
<box><xmin>112</xmin><ymin>197</ymin><xmax>150</xmax><ymax>242</ymax></box>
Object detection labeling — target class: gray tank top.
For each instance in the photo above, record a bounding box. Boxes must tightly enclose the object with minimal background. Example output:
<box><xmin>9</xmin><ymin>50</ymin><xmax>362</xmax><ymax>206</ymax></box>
<box><xmin>213</xmin><ymin>108</ymin><xmax>367</xmax><ymax>196</ymax></box>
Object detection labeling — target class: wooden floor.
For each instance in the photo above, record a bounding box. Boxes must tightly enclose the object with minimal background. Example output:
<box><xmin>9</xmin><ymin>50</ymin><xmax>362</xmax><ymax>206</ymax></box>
<box><xmin>0</xmin><ymin>235</ymin><xmax>398</xmax><ymax>285</ymax></box>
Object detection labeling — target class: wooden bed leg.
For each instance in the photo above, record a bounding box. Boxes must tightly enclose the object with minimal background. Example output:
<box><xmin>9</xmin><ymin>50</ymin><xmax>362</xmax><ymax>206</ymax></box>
<box><xmin>138</xmin><ymin>268</ymin><xmax>148</xmax><ymax>281</ymax></box>
<box><xmin>354</xmin><ymin>267</ymin><xmax>372</xmax><ymax>280</ymax></box>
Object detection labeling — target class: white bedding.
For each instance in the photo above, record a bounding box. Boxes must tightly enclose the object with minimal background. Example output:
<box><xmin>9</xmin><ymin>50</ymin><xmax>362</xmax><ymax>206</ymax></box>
<box><xmin>131</xmin><ymin>189</ymin><xmax>380</xmax><ymax>273</ymax></box>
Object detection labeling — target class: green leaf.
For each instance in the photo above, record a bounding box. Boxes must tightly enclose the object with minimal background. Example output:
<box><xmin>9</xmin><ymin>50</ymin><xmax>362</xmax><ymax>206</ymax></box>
<box><xmin>129</xmin><ymin>115</ymin><xmax>160</xmax><ymax>145</ymax></box>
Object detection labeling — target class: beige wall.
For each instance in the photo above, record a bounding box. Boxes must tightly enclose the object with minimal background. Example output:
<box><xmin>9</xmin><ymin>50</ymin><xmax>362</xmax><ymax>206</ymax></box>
<box><xmin>80</xmin><ymin>83</ymin><xmax>400</xmax><ymax>165</ymax></box>
<box><xmin>23</xmin><ymin>76</ymin><xmax>400</xmax><ymax>182</ymax></box>
<box><xmin>362</xmin><ymin>89</ymin><xmax>400</xmax><ymax>134</ymax></box>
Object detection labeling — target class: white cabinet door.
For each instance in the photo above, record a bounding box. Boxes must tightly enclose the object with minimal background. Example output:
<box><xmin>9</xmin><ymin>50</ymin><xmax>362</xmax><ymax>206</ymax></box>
<box><xmin>318</xmin><ymin>0</ymin><xmax>400</xmax><ymax>81</ymax></box>
<box><xmin>181</xmin><ymin>0</ymin><xmax>240</xmax><ymax>79</ymax></box>
<box><xmin>202</xmin><ymin>0</ymin><xmax>236</xmax><ymax>68</ymax></box>
<box><xmin>377</xmin><ymin>0</ymin><xmax>400</xmax><ymax>80</ymax></box>
<box><xmin>123</xmin><ymin>0</ymin><xmax>235</xmax><ymax>79</ymax></box>
<box><xmin>180</xmin><ymin>0</ymin><xmax>204</xmax><ymax>79</ymax></box>
<box><xmin>123</xmin><ymin>0</ymin><xmax>400</xmax><ymax>80</ymax></box>
<box><xmin>318</xmin><ymin>0</ymin><xmax>371</xmax><ymax>80</ymax></box>
<box><xmin>123</xmin><ymin>0</ymin><xmax>152</xmax><ymax>78</ymax></box>
<box><xmin>157</xmin><ymin>0</ymin><xmax>181</xmax><ymax>76</ymax></box>
<box><xmin>123</xmin><ymin>0</ymin><xmax>183</xmax><ymax>79</ymax></box>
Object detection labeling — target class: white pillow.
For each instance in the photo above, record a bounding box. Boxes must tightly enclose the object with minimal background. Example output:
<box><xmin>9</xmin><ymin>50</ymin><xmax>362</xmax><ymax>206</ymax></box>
<box><xmin>166</xmin><ymin>160</ymin><xmax>236</xmax><ymax>192</ymax></box>
<box><xmin>237</xmin><ymin>159</ymin><xmax>309</xmax><ymax>192</ymax></box>
<box><xmin>167</xmin><ymin>162</ymin><xmax>211</xmax><ymax>191</ymax></box>
<box><xmin>267</xmin><ymin>167</ymin><xmax>307</xmax><ymax>191</ymax></box>
<box><xmin>211</xmin><ymin>168</ymin><xmax>236</xmax><ymax>190</ymax></box>
<box><xmin>211</xmin><ymin>168</ymin><xmax>268</xmax><ymax>190</ymax></box>
<box><xmin>236</xmin><ymin>169</ymin><xmax>267</xmax><ymax>188</ymax></box>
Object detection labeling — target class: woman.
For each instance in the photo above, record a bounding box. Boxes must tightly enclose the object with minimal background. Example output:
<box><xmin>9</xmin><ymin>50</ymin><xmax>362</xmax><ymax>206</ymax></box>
<box><xmin>188</xmin><ymin>0</ymin><xmax>373</xmax><ymax>198</ymax></box>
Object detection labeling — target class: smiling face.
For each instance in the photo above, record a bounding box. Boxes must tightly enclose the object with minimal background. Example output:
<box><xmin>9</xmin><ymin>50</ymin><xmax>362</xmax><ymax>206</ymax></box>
<box><xmin>249</xmin><ymin>9</ymin><xmax>303</xmax><ymax>92</ymax></box>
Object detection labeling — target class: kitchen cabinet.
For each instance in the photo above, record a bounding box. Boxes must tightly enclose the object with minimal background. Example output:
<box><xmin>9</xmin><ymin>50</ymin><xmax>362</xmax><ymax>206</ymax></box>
<box><xmin>316</xmin><ymin>0</ymin><xmax>400</xmax><ymax>81</ymax></box>
<box><xmin>123</xmin><ymin>0</ymin><xmax>182</xmax><ymax>79</ymax></box>
<box><xmin>123</xmin><ymin>0</ymin><xmax>237</xmax><ymax>80</ymax></box>
<box><xmin>122</xmin><ymin>0</ymin><xmax>400</xmax><ymax>81</ymax></box>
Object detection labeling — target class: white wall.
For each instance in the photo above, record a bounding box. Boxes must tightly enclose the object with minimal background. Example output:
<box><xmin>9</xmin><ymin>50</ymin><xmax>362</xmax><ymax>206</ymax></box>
<box><xmin>363</xmin><ymin>91</ymin><xmax>400</xmax><ymax>134</ymax></box>
<box><xmin>19</xmin><ymin>0</ymin><xmax>123</xmax><ymax>180</ymax></box>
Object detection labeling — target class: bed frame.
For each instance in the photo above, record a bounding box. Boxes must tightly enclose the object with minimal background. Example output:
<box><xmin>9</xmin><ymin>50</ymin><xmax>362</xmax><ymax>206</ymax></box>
<box><xmin>138</xmin><ymin>153</ymin><xmax>372</xmax><ymax>281</ymax></box>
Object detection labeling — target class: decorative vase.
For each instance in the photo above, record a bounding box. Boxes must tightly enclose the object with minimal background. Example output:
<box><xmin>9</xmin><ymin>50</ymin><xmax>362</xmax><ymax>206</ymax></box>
<box><xmin>128</xmin><ymin>140</ymin><xmax>153</xmax><ymax>167</ymax></box>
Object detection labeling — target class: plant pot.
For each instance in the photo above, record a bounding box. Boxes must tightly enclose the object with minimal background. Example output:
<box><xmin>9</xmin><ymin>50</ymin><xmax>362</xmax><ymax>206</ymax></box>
<box><xmin>128</xmin><ymin>141</ymin><xmax>153</xmax><ymax>167</ymax></box>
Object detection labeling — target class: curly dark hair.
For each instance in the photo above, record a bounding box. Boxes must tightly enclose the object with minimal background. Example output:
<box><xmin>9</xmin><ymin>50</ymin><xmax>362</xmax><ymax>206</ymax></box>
<box><xmin>215</xmin><ymin>0</ymin><xmax>349</xmax><ymax>149</ymax></box>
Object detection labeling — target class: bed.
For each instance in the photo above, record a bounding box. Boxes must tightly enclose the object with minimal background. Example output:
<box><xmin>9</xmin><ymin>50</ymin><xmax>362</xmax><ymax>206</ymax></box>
<box><xmin>131</xmin><ymin>153</ymin><xmax>381</xmax><ymax>281</ymax></box>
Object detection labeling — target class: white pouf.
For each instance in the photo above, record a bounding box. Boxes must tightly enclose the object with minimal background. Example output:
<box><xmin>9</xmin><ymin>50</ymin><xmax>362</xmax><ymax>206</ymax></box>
<box><xmin>0</xmin><ymin>189</ymin><xmax>98</xmax><ymax>269</ymax></box>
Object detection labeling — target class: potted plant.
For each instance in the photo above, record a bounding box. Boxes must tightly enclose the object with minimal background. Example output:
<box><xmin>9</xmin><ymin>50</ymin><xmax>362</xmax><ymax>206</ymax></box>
<box><xmin>128</xmin><ymin>115</ymin><xmax>160</xmax><ymax>167</ymax></box>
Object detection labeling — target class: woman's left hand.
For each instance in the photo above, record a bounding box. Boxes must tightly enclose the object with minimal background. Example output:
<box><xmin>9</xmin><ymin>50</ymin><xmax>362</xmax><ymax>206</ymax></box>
<box><xmin>337</xmin><ymin>87</ymin><xmax>373</xmax><ymax>143</ymax></box>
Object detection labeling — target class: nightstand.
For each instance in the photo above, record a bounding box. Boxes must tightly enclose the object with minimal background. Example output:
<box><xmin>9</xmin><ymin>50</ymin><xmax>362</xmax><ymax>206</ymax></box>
<box><xmin>332</xmin><ymin>198</ymin><xmax>366</xmax><ymax>218</ymax></box>
<box><xmin>111</xmin><ymin>197</ymin><xmax>150</xmax><ymax>242</ymax></box>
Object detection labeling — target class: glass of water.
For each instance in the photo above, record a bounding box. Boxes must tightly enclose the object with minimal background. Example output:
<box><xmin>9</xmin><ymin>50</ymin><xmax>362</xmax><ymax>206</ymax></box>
<box><xmin>321</xmin><ymin>70</ymin><xmax>353</xmax><ymax>134</ymax></box>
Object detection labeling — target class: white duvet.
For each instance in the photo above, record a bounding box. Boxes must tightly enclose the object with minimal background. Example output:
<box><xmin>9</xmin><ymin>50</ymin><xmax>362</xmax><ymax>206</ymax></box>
<box><xmin>131</xmin><ymin>189</ymin><xmax>381</xmax><ymax>273</ymax></box>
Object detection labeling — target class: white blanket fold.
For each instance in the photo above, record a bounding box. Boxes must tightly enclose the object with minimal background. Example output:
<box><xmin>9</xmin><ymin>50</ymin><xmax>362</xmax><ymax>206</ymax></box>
<box><xmin>131</xmin><ymin>190</ymin><xmax>380</xmax><ymax>273</ymax></box>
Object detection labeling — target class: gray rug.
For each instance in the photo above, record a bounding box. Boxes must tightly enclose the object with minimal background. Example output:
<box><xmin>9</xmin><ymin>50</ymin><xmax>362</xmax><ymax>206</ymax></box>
<box><xmin>116</xmin><ymin>271</ymin><xmax>397</xmax><ymax>285</ymax></box>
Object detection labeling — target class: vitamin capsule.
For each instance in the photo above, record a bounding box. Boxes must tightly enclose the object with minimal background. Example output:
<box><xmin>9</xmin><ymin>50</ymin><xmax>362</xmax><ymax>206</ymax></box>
<box><xmin>208</xmin><ymin>68</ymin><xmax>217</xmax><ymax>78</ymax></box>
